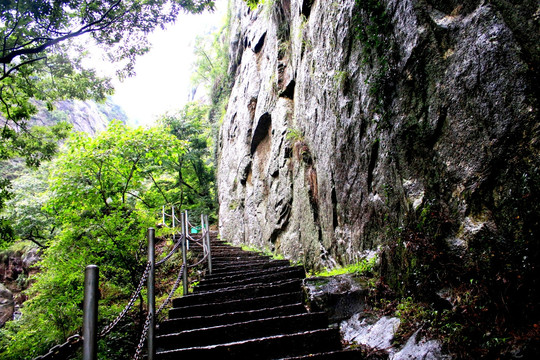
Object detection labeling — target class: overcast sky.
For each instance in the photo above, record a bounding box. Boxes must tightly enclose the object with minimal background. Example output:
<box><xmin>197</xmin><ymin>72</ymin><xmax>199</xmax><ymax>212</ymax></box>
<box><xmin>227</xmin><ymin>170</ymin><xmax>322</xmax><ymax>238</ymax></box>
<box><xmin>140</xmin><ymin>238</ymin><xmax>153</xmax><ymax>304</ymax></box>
<box><xmin>109</xmin><ymin>3</ymin><xmax>227</xmax><ymax>126</ymax></box>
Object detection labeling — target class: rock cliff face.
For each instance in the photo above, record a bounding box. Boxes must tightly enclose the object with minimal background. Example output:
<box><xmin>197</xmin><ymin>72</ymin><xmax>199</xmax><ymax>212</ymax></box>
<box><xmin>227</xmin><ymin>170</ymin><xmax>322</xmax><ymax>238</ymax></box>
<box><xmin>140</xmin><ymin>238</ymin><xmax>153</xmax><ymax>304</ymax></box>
<box><xmin>30</xmin><ymin>98</ymin><xmax>128</xmax><ymax>135</ymax></box>
<box><xmin>217</xmin><ymin>0</ymin><xmax>539</xmax><ymax>304</ymax></box>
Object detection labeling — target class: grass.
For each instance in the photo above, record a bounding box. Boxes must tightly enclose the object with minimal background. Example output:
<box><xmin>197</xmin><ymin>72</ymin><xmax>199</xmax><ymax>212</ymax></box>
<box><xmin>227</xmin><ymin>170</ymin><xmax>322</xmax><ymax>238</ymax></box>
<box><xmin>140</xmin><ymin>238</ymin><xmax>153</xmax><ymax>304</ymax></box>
<box><xmin>314</xmin><ymin>256</ymin><xmax>377</xmax><ymax>277</ymax></box>
<box><xmin>239</xmin><ymin>244</ymin><xmax>285</xmax><ymax>260</ymax></box>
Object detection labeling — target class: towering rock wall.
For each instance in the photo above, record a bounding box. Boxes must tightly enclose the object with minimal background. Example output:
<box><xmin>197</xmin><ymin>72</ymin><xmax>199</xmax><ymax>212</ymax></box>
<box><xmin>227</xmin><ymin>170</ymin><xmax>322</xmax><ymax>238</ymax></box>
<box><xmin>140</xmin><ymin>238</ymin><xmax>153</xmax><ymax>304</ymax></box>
<box><xmin>30</xmin><ymin>98</ymin><xmax>128</xmax><ymax>135</ymax></box>
<box><xmin>217</xmin><ymin>0</ymin><xmax>539</xmax><ymax>299</ymax></box>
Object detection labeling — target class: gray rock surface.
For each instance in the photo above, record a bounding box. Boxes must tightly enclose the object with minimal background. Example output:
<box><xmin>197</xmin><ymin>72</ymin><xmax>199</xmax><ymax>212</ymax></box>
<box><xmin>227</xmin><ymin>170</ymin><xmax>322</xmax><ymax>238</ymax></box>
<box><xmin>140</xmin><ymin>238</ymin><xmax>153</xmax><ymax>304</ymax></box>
<box><xmin>30</xmin><ymin>98</ymin><xmax>128</xmax><ymax>135</ymax></box>
<box><xmin>341</xmin><ymin>314</ymin><xmax>400</xmax><ymax>351</ymax></box>
<box><xmin>303</xmin><ymin>274</ymin><xmax>369</xmax><ymax>323</ymax></box>
<box><xmin>22</xmin><ymin>247</ymin><xmax>40</xmax><ymax>269</ymax></box>
<box><xmin>0</xmin><ymin>283</ymin><xmax>14</xmax><ymax>327</ymax></box>
<box><xmin>391</xmin><ymin>330</ymin><xmax>450</xmax><ymax>360</ymax></box>
<box><xmin>341</xmin><ymin>314</ymin><xmax>450</xmax><ymax>359</ymax></box>
<box><xmin>218</xmin><ymin>0</ymin><xmax>539</xmax><ymax>272</ymax></box>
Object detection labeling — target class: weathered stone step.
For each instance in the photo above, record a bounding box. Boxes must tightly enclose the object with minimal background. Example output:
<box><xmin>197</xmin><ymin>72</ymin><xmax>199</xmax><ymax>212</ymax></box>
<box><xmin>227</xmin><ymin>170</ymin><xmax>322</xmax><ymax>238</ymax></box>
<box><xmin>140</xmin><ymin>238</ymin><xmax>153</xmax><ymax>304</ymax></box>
<box><xmin>168</xmin><ymin>291</ymin><xmax>303</xmax><ymax>318</ymax></box>
<box><xmin>198</xmin><ymin>265</ymin><xmax>302</xmax><ymax>283</ymax></box>
<box><xmin>157</xmin><ymin>312</ymin><xmax>330</xmax><ymax>351</ymax></box>
<box><xmin>194</xmin><ymin>266</ymin><xmax>305</xmax><ymax>292</ymax></box>
<box><xmin>155</xmin><ymin>328</ymin><xmax>342</xmax><ymax>360</ymax></box>
<box><xmin>158</xmin><ymin>303</ymin><xmax>306</xmax><ymax>333</ymax></box>
<box><xmin>211</xmin><ymin>259</ymin><xmax>291</xmax><ymax>274</ymax></box>
<box><xmin>279</xmin><ymin>350</ymin><xmax>366</xmax><ymax>359</ymax></box>
<box><xmin>211</xmin><ymin>258</ymin><xmax>273</xmax><ymax>265</ymax></box>
<box><xmin>172</xmin><ymin>278</ymin><xmax>302</xmax><ymax>308</ymax></box>
<box><xmin>202</xmin><ymin>264</ymin><xmax>293</xmax><ymax>282</ymax></box>
<box><xmin>211</xmin><ymin>255</ymin><xmax>271</xmax><ymax>262</ymax></box>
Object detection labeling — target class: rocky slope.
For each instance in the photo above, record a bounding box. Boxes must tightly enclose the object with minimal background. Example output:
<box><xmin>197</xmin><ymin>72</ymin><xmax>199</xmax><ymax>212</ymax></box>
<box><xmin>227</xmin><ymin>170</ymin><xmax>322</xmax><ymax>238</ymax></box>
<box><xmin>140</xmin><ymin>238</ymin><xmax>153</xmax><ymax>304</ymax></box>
<box><xmin>217</xmin><ymin>0</ymin><xmax>539</xmax><ymax>339</ymax></box>
<box><xmin>29</xmin><ymin>98</ymin><xmax>128</xmax><ymax>135</ymax></box>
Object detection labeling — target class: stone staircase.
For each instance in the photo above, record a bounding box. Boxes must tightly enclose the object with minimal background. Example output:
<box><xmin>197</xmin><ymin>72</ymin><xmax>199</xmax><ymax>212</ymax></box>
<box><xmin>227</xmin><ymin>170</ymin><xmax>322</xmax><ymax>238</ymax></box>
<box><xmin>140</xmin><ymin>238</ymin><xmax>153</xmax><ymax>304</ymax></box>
<box><xmin>155</xmin><ymin>238</ymin><xmax>363</xmax><ymax>359</ymax></box>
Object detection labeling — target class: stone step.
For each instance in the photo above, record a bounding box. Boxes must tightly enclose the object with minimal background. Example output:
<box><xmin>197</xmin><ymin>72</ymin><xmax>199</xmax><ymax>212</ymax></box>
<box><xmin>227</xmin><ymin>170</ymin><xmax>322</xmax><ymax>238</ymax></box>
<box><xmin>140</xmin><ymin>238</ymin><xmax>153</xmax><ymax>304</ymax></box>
<box><xmin>202</xmin><ymin>264</ymin><xmax>294</xmax><ymax>282</ymax></box>
<box><xmin>211</xmin><ymin>258</ymin><xmax>273</xmax><ymax>265</ymax></box>
<box><xmin>171</xmin><ymin>278</ymin><xmax>302</xmax><ymax>308</ymax></box>
<box><xmin>157</xmin><ymin>312</ymin><xmax>330</xmax><ymax>351</ymax></box>
<box><xmin>168</xmin><ymin>291</ymin><xmax>304</xmax><ymax>318</ymax></box>
<box><xmin>156</xmin><ymin>238</ymin><xmax>350</xmax><ymax>359</ymax></box>
<box><xmin>211</xmin><ymin>255</ymin><xmax>271</xmax><ymax>262</ymax></box>
<box><xmin>210</xmin><ymin>259</ymin><xmax>291</xmax><ymax>274</ymax></box>
<box><xmin>279</xmin><ymin>350</ymin><xmax>367</xmax><ymax>359</ymax></box>
<box><xmin>194</xmin><ymin>266</ymin><xmax>306</xmax><ymax>292</ymax></box>
<box><xmin>155</xmin><ymin>328</ymin><xmax>343</xmax><ymax>360</ymax></box>
<box><xmin>158</xmin><ymin>303</ymin><xmax>307</xmax><ymax>333</ymax></box>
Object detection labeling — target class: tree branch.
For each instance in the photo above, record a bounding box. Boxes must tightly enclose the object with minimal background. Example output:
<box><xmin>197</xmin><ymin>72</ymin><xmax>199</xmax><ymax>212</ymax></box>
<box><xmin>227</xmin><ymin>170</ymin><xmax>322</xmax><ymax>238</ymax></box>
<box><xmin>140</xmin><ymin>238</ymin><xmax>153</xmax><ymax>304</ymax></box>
<box><xmin>126</xmin><ymin>191</ymin><xmax>151</xmax><ymax>208</ymax></box>
<box><xmin>149</xmin><ymin>173</ymin><xmax>170</xmax><ymax>204</ymax></box>
<box><xmin>0</xmin><ymin>56</ymin><xmax>46</xmax><ymax>82</ymax></box>
<box><xmin>25</xmin><ymin>235</ymin><xmax>48</xmax><ymax>249</ymax></box>
<box><xmin>0</xmin><ymin>0</ymin><xmax>123</xmax><ymax>65</ymax></box>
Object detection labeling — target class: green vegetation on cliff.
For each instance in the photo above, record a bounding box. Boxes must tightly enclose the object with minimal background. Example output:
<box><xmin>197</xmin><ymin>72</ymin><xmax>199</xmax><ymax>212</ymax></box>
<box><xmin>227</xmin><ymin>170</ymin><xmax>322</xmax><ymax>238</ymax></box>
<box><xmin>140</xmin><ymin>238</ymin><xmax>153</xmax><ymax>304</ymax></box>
<box><xmin>0</xmin><ymin>122</ymin><xmax>184</xmax><ymax>358</ymax></box>
<box><xmin>0</xmin><ymin>0</ymin><xmax>215</xmax><ymax>247</ymax></box>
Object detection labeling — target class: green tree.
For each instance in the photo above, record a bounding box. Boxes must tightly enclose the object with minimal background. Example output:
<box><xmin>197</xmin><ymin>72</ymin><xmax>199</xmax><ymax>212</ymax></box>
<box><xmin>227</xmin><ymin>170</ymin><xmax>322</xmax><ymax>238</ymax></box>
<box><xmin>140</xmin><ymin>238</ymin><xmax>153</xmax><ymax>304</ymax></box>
<box><xmin>158</xmin><ymin>102</ymin><xmax>216</xmax><ymax>218</ymax></box>
<box><xmin>0</xmin><ymin>122</ymin><xmax>184</xmax><ymax>359</ymax></box>
<box><xmin>243</xmin><ymin>0</ymin><xmax>261</xmax><ymax>10</ymax></box>
<box><xmin>3</xmin><ymin>162</ymin><xmax>55</xmax><ymax>248</ymax></box>
<box><xmin>190</xmin><ymin>13</ymin><xmax>231</xmax><ymax>123</ymax></box>
<box><xmin>0</xmin><ymin>0</ymin><xmax>215</xmax><ymax>245</ymax></box>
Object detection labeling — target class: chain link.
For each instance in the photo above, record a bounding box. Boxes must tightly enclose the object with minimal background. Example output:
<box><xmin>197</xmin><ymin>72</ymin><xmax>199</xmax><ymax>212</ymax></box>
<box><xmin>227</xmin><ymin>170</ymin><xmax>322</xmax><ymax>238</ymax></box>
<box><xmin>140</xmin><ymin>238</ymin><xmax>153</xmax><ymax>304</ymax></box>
<box><xmin>157</xmin><ymin>263</ymin><xmax>186</xmax><ymax>316</ymax></box>
<box><xmin>133</xmin><ymin>312</ymin><xmax>152</xmax><ymax>360</ymax></box>
<box><xmin>99</xmin><ymin>261</ymin><xmax>151</xmax><ymax>338</ymax></box>
<box><xmin>155</xmin><ymin>234</ymin><xmax>183</xmax><ymax>266</ymax></box>
<box><xmin>32</xmin><ymin>334</ymin><xmax>82</xmax><ymax>360</ymax></box>
<box><xmin>188</xmin><ymin>251</ymin><xmax>209</xmax><ymax>268</ymax></box>
<box><xmin>33</xmin><ymin>225</ymin><xmax>212</xmax><ymax>360</ymax></box>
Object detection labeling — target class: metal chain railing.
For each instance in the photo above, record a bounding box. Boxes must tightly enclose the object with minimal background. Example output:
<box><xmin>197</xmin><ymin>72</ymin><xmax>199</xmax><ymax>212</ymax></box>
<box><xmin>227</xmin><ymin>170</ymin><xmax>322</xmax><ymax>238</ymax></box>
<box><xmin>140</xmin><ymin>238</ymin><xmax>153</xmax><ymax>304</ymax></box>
<box><xmin>33</xmin><ymin>334</ymin><xmax>82</xmax><ymax>360</ymax></box>
<box><xmin>133</xmin><ymin>312</ymin><xmax>153</xmax><ymax>360</ymax></box>
<box><xmin>100</xmin><ymin>261</ymin><xmax>152</xmax><ymax>338</ymax></box>
<box><xmin>155</xmin><ymin>234</ymin><xmax>183</xmax><ymax>266</ymax></box>
<box><xmin>158</xmin><ymin>263</ymin><xmax>186</xmax><ymax>315</ymax></box>
<box><xmin>133</xmin><ymin>261</ymin><xmax>186</xmax><ymax>360</ymax></box>
<box><xmin>33</xmin><ymin>262</ymin><xmax>152</xmax><ymax>360</ymax></box>
<box><xmin>33</xmin><ymin>207</ymin><xmax>212</xmax><ymax>360</ymax></box>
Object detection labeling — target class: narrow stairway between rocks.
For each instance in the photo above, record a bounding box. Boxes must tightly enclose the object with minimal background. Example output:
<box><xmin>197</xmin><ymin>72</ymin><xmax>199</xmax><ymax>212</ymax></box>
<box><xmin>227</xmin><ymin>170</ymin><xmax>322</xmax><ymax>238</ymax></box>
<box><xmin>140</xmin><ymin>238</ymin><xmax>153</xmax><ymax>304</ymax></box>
<box><xmin>155</xmin><ymin>237</ymin><xmax>363</xmax><ymax>359</ymax></box>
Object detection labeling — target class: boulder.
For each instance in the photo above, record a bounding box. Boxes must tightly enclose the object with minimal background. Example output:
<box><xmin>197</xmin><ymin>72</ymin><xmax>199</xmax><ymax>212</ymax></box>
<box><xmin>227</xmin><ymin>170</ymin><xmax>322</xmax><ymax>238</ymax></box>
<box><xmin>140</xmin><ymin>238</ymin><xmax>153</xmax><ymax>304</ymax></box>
<box><xmin>303</xmin><ymin>274</ymin><xmax>369</xmax><ymax>323</ymax></box>
<box><xmin>0</xmin><ymin>283</ymin><xmax>14</xmax><ymax>327</ymax></box>
<box><xmin>341</xmin><ymin>314</ymin><xmax>400</xmax><ymax>352</ymax></box>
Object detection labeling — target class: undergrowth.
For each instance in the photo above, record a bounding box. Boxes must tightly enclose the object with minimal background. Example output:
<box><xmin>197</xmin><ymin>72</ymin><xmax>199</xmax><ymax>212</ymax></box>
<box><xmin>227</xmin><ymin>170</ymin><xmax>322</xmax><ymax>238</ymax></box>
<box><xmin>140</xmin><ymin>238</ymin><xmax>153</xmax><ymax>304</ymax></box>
<box><xmin>314</xmin><ymin>256</ymin><xmax>377</xmax><ymax>277</ymax></box>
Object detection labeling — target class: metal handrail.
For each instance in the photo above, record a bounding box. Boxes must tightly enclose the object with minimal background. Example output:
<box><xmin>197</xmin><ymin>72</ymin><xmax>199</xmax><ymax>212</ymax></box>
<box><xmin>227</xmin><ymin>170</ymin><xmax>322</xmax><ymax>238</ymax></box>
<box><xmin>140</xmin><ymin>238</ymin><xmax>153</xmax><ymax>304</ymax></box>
<box><xmin>35</xmin><ymin>207</ymin><xmax>213</xmax><ymax>360</ymax></box>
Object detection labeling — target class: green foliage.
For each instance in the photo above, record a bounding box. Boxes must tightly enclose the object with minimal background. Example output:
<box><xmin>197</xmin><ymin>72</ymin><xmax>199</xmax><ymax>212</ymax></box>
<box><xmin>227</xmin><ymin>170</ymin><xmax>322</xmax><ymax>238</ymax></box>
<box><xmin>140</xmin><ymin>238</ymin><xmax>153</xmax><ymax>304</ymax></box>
<box><xmin>2</xmin><ymin>163</ymin><xmax>55</xmax><ymax>247</ymax></box>
<box><xmin>0</xmin><ymin>0</ymin><xmax>215</xmax><ymax>246</ymax></box>
<box><xmin>190</xmin><ymin>10</ymin><xmax>232</xmax><ymax>124</ymax></box>
<box><xmin>239</xmin><ymin>243</ymin><xmax>285</xmax><ymax>260</ymax></box>
<box><xmin>0</xmin><ymin>122</ymin><xmax>184</xmax><ymax>359</ymax></box>
<box><xmin>351</xmin><ymin>0</ymin><xmax>394</xmax><ymax>120</ymax></box>
<box><xmin>158</xmin><ymin>102</ymin><xmax>217</xmax><ymax>221</ymax></box>
<box><xmin>286</xmin><ymin>127</ymin><xmax>304</xmax><ymax>143</ymax></box>
<box><xmin>244</xmin><ymin>0</ymin><xmax>262</xmax><ymax>10</ymax></box>
<box><xmin>315</xmin><ymin>256</ymin><xmax>377</xmax><ymax>277</ymax></box>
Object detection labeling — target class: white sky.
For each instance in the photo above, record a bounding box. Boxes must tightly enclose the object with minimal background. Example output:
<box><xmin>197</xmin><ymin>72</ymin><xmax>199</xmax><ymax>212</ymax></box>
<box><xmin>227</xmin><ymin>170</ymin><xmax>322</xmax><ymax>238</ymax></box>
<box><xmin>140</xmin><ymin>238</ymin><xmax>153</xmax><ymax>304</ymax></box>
<box><xmin>108</xmin><ymin>2</ymin><xmax>227</xmax><ymax>126</ymax></box>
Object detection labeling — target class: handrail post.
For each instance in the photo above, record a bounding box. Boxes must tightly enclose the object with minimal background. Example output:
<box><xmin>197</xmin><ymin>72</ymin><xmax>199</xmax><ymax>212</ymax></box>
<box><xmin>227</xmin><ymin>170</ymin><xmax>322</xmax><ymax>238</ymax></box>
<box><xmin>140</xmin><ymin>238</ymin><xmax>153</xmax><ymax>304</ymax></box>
<box><xmin>172</xmin><ymin>205</ymin><xmax>175</xmax><ymax>229</ymax></box>
<box><xmin>162</xmin><ymin>205</ymin><xmax>165</xmax><ymax>226</ymax></box>
<box><xmin>147</xmin><ymin>228</ymin><xmax>156</xmax><ymax>360</ymax></box>
<box><xmin>205</xmin><ymin>214</ymin><xmax>212</xmax><ymax>274</ymax></box>
<box><xmin>200</xmin><ymin>213</ymin><xmax>206</xmax><ymax>258</ymax></box>
<box><xmin>185</xmin><ymin>210</ymin><xmax>189</xmax><ymax>250</ymax></box>
<box><xmin>83</xmin><ymin>265</ymin><xmax>99</xmax><ymax>360</ymax></box>
<box><xmin>181</xmin><ymin>213</ymin><xmax>188</xmax><ymax>296</ymax></box>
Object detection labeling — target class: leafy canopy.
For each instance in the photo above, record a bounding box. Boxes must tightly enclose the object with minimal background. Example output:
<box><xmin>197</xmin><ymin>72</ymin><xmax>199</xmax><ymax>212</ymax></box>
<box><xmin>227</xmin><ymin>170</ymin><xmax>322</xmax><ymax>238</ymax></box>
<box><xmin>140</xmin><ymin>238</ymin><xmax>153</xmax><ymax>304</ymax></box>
<box><xmin>0</xmin><ymin>121</ymin><xmax>184</xmax><ymax>359</ymax></box>
<box><xmin>158</xmin><ymin>102</ymin><xmax>216</xmax><ymax>219</ymax></box>
<box><xmin>0</xmin><ymin>0</ymin><xmax>214</xmax><ymax>244</ymax></box>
